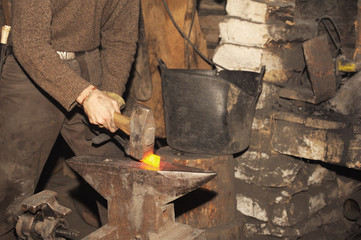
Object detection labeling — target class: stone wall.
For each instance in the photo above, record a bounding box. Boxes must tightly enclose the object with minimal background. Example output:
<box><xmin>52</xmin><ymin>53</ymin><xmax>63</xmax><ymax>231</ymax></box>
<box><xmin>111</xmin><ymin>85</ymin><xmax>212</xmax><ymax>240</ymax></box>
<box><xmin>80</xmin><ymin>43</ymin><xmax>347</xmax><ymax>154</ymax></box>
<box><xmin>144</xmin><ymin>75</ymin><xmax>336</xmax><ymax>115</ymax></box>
<box><xmin>209</xmin><ymin>0</ymin><xmax>361</xmax><ymax>238</ymax></box>
<box><xmin>212</xmin><ymin>0</ymin><xmax>357</xmax><ymax>82</ymax></box>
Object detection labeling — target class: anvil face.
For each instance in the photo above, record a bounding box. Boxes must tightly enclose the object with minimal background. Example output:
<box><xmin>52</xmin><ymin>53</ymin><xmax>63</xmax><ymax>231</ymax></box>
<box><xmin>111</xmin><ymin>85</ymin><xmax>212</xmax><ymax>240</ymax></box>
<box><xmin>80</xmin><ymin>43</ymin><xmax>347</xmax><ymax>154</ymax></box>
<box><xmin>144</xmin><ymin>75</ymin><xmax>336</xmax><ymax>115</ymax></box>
<box><xmin>66</xmin><ymin>155</ymin><xmax>217</xmax><ymax>240</ymax></box>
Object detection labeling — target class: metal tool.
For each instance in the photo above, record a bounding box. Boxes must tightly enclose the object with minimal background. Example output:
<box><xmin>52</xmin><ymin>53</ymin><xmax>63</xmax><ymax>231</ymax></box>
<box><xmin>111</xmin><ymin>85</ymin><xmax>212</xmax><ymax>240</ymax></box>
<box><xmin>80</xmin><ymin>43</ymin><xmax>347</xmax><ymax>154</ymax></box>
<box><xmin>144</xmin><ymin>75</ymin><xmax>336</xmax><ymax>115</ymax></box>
<box><xmin>92</xmin><ymin>102</ymin><xmax>156</xmax><ymax>160</ymax></box>
<box><xmin>115</xmin><ymin>103</ymin><xmax>156</xmax><ymax>159</ymax></box>
<box><xmin>279</xmin><ymin>34</ymin><xmax>338</xmax><ymax>104</ymax></box>
<box><xmin>66</xmin><ymin>155</ymin><xmax>217</xmax><ymax>239</ymax></box>
<box><xmin>16</xmin><ymin>190</ymin><xmax>80</xmax><ymax>240</ymax></box>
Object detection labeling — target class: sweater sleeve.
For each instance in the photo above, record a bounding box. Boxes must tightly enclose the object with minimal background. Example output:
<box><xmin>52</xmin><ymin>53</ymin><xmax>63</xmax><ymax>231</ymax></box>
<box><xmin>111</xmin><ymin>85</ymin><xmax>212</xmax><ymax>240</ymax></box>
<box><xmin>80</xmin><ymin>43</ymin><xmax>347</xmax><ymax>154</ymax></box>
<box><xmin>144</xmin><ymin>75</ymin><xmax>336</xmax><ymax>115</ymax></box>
<box><xmin>100</xmin><ymin>0</ymin><xmax>140</xmax><ymax>96</ymax></box>
<box><xmin>11</xmin><ymin>0</ymin><xmax>90</xmax><ymax>111</ymax></box>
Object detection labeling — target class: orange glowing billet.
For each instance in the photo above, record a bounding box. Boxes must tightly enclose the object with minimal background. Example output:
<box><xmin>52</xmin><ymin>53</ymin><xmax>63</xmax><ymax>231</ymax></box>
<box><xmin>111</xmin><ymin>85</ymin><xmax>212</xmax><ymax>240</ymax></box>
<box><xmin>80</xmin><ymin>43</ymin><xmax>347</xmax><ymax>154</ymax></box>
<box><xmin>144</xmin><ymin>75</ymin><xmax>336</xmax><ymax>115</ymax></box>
<box><xmin>140</xmin><ymin>152</ymin><xmax>160</xmax><ymax>168</ymax></box>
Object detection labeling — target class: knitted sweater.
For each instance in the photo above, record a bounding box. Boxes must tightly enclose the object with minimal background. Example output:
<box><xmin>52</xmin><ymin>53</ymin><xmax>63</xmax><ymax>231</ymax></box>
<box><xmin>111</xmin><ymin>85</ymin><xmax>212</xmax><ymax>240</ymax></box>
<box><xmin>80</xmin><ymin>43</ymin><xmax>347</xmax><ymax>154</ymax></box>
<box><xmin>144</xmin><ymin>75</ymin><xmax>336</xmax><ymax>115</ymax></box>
<box><xmin>11</xmin><ymin>0</ymin><xmax>139</xmax><ymax>110</ymax></box>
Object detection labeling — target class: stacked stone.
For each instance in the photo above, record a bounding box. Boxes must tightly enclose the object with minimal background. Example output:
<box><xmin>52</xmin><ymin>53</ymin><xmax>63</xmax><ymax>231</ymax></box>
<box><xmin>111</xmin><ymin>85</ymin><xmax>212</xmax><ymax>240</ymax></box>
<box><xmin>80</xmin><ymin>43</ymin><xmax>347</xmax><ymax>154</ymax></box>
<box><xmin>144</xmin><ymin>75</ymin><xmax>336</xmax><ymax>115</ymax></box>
<box><xmin>234</xmin><ymin>150</ymin><xmax>359</xmax><ymax>239</ymax></box>
<box><xmin>232</xmin><ymin>53</ymin><xmax>358</xmax><ymax>239</ymax></box>
<box><xmin>211</xmin><ymin>0</ymin><xmax>361</xmax><ymax>238</ymax></box>
<box><xmin>212</xmin><ymin>0</ymin><xmax>313</xmax><ymax>84</ymax></box>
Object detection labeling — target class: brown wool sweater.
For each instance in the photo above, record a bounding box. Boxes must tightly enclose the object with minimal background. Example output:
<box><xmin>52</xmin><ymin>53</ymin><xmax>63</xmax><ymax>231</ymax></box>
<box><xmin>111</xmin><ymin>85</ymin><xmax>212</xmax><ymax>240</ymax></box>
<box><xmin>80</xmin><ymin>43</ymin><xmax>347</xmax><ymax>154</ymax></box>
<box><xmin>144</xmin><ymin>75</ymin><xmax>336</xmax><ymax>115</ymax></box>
<box><xmin>11</xmin><ymin>0</ymin><xmax>139</xmax><ymax>110</ymax></box>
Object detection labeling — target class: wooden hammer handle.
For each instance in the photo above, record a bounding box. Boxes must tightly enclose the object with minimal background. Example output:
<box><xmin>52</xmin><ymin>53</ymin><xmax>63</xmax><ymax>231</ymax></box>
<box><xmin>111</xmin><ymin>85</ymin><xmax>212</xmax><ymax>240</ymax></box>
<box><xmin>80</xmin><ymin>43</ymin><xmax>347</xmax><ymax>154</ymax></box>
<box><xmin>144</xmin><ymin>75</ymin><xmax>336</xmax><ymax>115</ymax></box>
<box><xmin>114</xmin><ymin>112</ymin><xmax>130</xmax><ymax>136</ymax></box>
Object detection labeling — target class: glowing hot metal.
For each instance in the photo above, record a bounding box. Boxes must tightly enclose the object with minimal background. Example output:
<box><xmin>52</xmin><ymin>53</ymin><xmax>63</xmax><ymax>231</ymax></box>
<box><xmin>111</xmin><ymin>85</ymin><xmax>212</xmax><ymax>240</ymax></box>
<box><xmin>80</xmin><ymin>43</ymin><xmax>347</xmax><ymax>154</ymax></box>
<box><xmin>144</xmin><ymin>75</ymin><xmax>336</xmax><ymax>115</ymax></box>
<box><xmin>140</xmin><ymin>151</ymin><xmax>160</xmax><ymax>168</ymax></box>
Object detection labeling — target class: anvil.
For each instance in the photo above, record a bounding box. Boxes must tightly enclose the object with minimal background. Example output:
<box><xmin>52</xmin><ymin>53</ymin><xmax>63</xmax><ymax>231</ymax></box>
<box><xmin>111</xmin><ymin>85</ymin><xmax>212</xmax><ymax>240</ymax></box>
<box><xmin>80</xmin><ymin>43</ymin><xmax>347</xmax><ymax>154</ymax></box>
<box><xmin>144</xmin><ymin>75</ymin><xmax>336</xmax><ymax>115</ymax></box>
<box><xmin>66</xmin><ymin>155</ymin><xmax>217</xmax><ymax>240</ymax></box>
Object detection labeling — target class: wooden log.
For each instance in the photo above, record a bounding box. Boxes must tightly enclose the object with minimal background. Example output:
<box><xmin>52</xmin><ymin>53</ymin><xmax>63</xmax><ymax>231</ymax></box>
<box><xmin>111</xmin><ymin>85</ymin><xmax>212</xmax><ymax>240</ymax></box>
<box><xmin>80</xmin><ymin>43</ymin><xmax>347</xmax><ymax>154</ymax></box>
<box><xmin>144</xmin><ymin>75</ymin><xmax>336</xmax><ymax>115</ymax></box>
<box><xmin>157</xmin><ymin>147</ymin><xmax>238</xmax><ymax>239</ymax></box>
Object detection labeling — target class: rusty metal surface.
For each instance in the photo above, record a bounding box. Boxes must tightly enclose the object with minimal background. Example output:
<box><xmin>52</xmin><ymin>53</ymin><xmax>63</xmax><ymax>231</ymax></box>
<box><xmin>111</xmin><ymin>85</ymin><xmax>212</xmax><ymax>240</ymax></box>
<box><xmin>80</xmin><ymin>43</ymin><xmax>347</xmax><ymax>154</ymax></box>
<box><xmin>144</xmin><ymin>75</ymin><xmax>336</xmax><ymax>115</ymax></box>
<box><xmin>66</xmin><ymin>155</ymin><xmax>217</xmax><ymax>240</ymax></box>
<box><xmin>129</xmin><ymin>103</ymin><xmax>156</xmax><ymax>160</ymax></box>
<box><xmin>16</xmin><ymin>190</ymin><xmax>80</xmax><ymax>240</ymax></box>
<box><xmin>20</xmin><ymin>190</ymin><xmax>72</xmax><ymax>216</ymax></box>
<box><xmin>303</xmin><ymin>34</ymin><xmax>337</xmax><ymax>103</ymax></box>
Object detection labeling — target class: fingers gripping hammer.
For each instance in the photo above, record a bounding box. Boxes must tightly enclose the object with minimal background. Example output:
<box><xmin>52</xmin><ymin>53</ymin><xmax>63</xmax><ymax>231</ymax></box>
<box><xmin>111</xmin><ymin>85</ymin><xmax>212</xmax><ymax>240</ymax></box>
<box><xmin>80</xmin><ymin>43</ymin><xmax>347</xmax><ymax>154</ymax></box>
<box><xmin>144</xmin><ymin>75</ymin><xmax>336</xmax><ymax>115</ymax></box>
<box><xmin>91</xmin><ymin>92</ymin><xmax>156</xmax><ymax>160</ymax></box>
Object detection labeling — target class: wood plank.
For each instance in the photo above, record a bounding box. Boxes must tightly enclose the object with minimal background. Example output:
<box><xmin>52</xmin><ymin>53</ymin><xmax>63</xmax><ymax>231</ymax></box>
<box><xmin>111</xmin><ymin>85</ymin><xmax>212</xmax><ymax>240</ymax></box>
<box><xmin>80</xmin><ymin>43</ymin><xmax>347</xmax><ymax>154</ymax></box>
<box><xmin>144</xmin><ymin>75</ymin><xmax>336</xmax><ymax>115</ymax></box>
<box><xmin>141</xmin><ymin>0</ymin><xmax>211</xmax><ymax>138</ymax></box>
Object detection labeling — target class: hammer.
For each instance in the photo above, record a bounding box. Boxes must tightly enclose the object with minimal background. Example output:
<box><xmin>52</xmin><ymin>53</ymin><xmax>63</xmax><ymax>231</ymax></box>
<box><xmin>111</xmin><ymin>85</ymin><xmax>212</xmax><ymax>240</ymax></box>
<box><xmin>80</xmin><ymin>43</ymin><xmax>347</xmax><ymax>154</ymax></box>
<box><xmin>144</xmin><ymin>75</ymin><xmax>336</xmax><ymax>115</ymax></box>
<box><xmin>113</xmin><ymin>103</ymin><xmax>156</xmax><ymax>160</ymax></box>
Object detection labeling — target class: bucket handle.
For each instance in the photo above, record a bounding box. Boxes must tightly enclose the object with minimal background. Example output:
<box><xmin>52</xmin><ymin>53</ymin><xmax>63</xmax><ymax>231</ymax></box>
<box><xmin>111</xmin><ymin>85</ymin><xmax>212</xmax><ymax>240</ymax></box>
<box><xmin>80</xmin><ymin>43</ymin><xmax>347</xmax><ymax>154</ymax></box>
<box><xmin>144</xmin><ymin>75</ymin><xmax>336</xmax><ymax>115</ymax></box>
<box><xmin>158</xmin><ymin>59</ymin><xmax>266</xmax><ymax>92</ymax></box>
<box><xmin>256</xmin><ymin>65</ymin><xmax>266</xmax><ymax>95</ymax></box>
<box><xmin>160</xmin><ymin>0</ymin><xmax>227</xmax><ymax>70</ymax></box>
<box><xmin>157</xmin><ymin>58</ymin><xmax>168</xmax><ymax>71</ymax></box>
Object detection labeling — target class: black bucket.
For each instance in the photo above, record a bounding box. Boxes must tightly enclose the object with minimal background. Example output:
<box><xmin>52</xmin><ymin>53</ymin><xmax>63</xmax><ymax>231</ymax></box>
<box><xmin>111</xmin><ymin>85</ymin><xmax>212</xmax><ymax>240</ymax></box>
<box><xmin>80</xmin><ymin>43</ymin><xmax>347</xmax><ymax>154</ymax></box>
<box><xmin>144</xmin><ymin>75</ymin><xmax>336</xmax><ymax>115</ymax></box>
<box><xmin>159</xmin><ymin>59</ymin><xmax>264</xmax><ymax>155</ymax></box>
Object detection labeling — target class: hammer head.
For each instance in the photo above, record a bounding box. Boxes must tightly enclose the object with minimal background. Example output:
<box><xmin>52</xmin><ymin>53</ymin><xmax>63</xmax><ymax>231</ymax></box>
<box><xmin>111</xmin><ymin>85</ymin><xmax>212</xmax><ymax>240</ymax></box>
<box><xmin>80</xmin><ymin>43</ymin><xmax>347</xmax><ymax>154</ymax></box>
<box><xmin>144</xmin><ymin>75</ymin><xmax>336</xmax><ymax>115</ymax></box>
<box><xmin>129</xmin><ymin>103</ymin><xmax>156</xmax><ymax>160</ymax></box>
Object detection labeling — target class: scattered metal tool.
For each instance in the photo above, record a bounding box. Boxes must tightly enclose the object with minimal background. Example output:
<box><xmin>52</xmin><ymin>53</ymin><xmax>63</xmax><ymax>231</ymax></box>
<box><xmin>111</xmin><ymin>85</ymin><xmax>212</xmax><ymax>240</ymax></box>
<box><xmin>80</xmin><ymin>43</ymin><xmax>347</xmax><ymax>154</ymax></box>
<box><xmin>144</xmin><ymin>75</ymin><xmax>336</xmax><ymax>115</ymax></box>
<box><xmin>279</xmin><ymin>34</ymin><xmax>338</xmax><ymax>104</ymax></box>
<box><xmin>336</xmin><ymin>56</ymin><xmax>361</xmax><ymax>74</ymax></box>
<box><xmin>66</xmin><ymin>155</ymin><xmax>217</xmax><ymax>240</ymax></box>
<box><xmin>16</xmin><ymin>190</ymin><xmax>80</xmax><ymax>240</ymax></box>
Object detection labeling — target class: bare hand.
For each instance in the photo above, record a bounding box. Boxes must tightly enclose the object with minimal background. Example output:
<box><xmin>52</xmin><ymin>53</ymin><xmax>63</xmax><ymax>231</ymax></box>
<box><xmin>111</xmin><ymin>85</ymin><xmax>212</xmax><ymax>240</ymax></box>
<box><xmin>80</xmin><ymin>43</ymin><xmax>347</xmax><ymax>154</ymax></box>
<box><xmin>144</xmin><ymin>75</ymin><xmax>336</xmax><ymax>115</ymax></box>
<box><xmin>82</xmin><ymin>89</ymin><xmax>120</xmax><ymax>132</ymax></box>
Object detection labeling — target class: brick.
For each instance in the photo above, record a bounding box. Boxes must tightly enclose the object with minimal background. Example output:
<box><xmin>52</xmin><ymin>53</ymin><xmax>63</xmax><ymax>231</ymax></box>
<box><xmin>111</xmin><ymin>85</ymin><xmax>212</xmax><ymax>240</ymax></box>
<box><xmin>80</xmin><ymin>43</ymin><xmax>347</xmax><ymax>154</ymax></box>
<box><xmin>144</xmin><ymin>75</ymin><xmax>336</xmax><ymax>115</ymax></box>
<box><xmin>261</xmin><ymin>49</ymin><xmax>287</xmax><ymax>80</ymax></box>
<box><xmin>273</xmin><ymin>111</ymin><xmax>306</xmax><ymax>125</ymax></box>
<box><xmin>255</xmin><ymin>83</ymin><xmax>279</xmax><ymax>110</ymax></box>
<box><xmin>307</xmin><ymin>165</ymin><xmax>331</xmax><ymax>186</ymax></box>
<box><xmin>226</xmin><ymin>0</ymin><xmax>268</xmax><ymax>23</ymax></box>
<box><xmin>244</xmin><ymin>223</ymin><xmax>286</xmax><ymax>238</ymax></box>
<box><xmin>236</xmin><ymin>193</ymin><xmax>269</xmax><ymax>221</ymax></box>
<box><xmin>218</xmin><ymin>18</ymin><xmax>316</xmax><ymax>48</ymax></box>
<box><xmin>308</xmin><ymin>192</ymin><xmax>326</xmax><ymax>215</ymax></box>
<box><xmin>261</xmin><ymin>43</ymin><xmax>305</xmax><ymax>83</ymax></box>
<box><xmin>337</xmin><ymin>176</ymin><xmax>361</xmax><ymax>198</ymax></box>
<box><xmin>263</xmin><ymin>69</ymin><xmax>291</xmax><ymax>84</ymax></box>
<box><xmin>250</xmin><ymin>116</ymin><xmax>273</xmax><ymax>152</ymax></box>
<box><xmin>234</xmin><ymin>151</ymin><xmax>269</xmax><ymax>184</ymax></box>
<box><xmin>347</xmin><ymin>134</ymin><xmax>361</xmax><ymax>169</ymax></box>
<box><xmin>272</xmin><ymin>120</ymin><xmax>344</xmax><ymax>164</ymax></box>
<box><xmin>219</xmin><ymin>18</ymin><xmax>269</xmax><ymax>47</ymax></box>
<box><xmin>226</xmin><ymin>0</ymin><xmax>296</xmax><ymax>24</ymax></box>
<box><xmin>216</xmin><ymin>20</ymin><xmax>307</xmax><ymax>83</ymax></box>
<box><xmin>213</xmin><ymin>43</ymin><xmax>262</xmax><ymax>71</ymax></box>
<box><xmin>305</xmin><ymin>117</ymin><xmax>347</xmax><ymax>130</ymax></box>
<box><xmin>272</xmin><ymin>111</ymin><xmax>347</xmax><ymax>130</ymax></box>
<box><xmin>267</xmin><ymin>20</ymin><xmax>317</xmax><ymax>42</ymax></box>
<box><xmin>272</xmin><ymin>205</ymin><xmax>291</xmax><ymax>226</ymax></box>
<box><xmin>234</xmin><ymin>151</ymin><xmax>303</xmax><ymax>187</ymax></box>
<box><xmin>287</xmin><ymin>191</ymin><xmax>310</xmax><ymax>226</ymax></box>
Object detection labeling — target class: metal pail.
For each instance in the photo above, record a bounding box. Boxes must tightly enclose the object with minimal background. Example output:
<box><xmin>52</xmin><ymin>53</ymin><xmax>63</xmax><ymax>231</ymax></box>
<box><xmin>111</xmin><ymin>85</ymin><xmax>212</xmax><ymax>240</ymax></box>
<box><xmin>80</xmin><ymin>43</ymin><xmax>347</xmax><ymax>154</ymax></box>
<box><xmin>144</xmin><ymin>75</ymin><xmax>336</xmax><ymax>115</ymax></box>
<box><xmin>159</xmin><ymin>59</ymin><xmax>264</xmax><ymax>155</ymax></box>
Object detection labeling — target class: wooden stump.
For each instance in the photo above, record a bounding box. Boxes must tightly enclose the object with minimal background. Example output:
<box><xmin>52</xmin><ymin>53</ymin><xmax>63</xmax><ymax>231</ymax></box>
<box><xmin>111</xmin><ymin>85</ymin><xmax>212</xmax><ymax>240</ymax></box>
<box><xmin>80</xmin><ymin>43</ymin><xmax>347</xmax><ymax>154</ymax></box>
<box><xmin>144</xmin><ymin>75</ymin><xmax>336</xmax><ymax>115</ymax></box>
<box><xmin>157</xmin><ymin>146</ymin><xmax>241</xmax><ymax>239</ymax></box>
